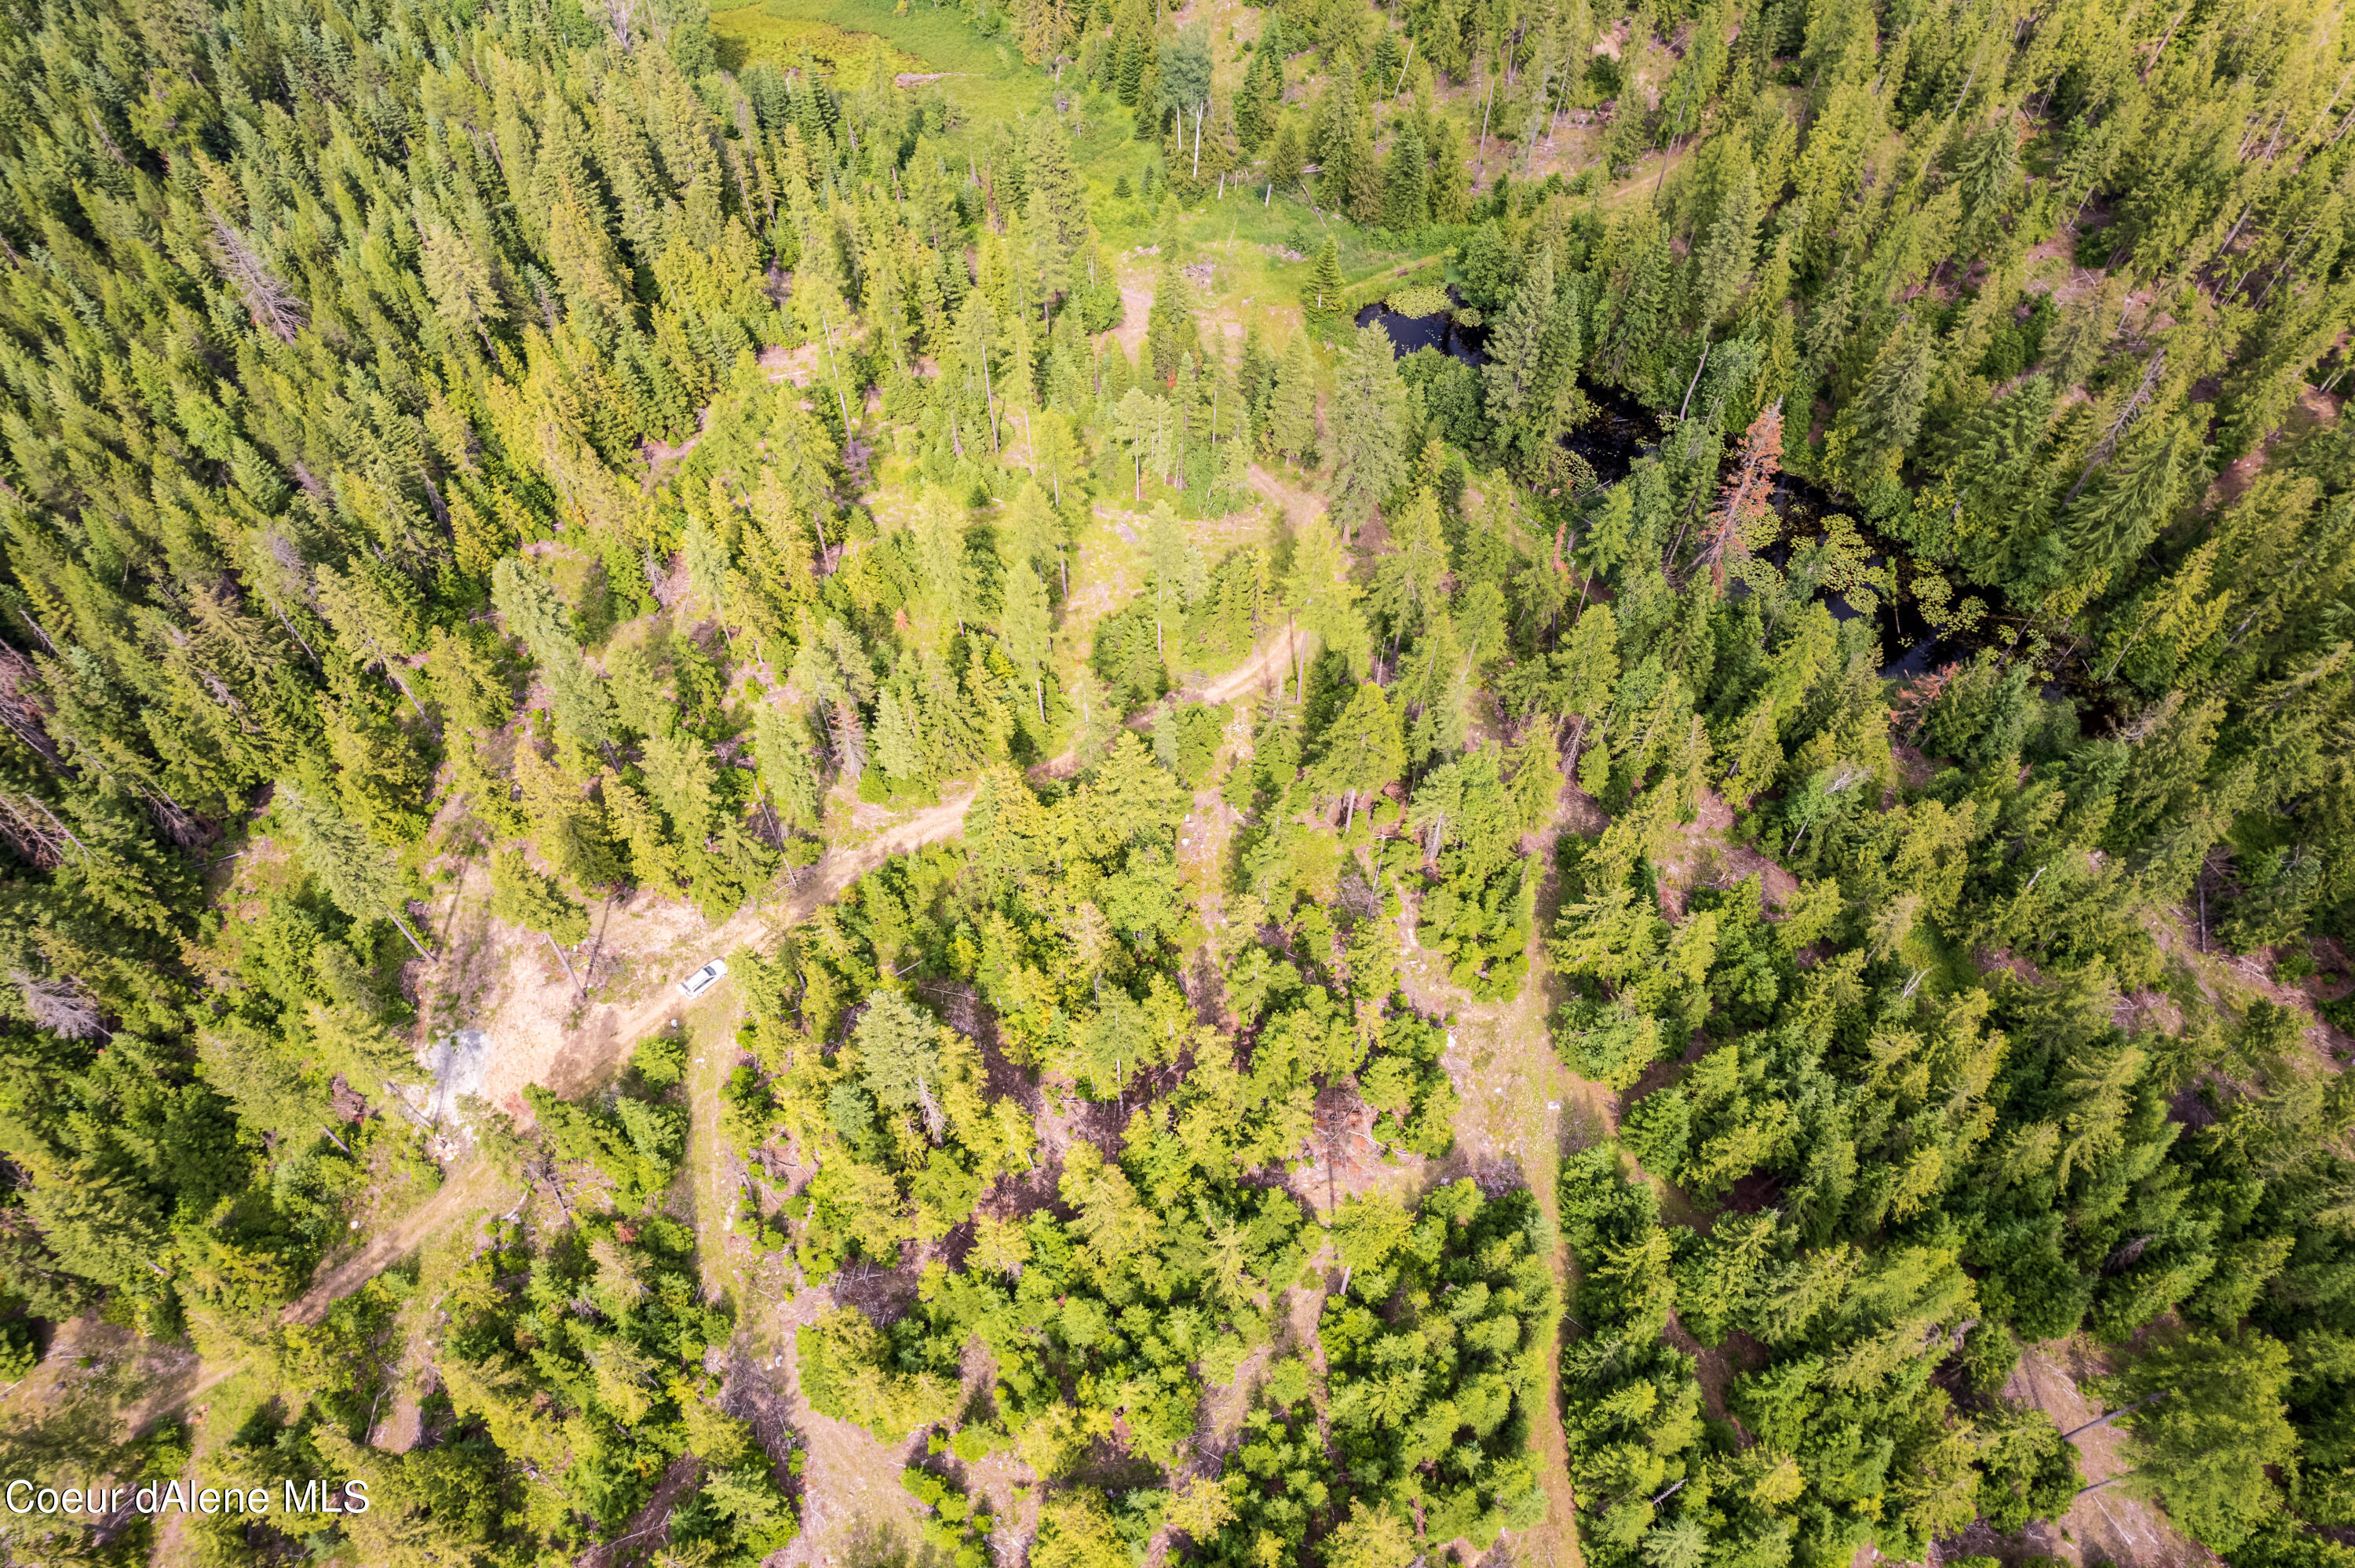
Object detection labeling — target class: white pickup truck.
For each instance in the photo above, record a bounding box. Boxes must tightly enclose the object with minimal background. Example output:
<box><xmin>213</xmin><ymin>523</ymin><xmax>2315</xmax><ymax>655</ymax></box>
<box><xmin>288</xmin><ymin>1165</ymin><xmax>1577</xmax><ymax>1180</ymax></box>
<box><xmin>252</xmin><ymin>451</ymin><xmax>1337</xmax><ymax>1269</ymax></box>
<box><xmin>677</xmin><ymin>958</ymin><xmax>728</xmax><ymax>997</ymax></box>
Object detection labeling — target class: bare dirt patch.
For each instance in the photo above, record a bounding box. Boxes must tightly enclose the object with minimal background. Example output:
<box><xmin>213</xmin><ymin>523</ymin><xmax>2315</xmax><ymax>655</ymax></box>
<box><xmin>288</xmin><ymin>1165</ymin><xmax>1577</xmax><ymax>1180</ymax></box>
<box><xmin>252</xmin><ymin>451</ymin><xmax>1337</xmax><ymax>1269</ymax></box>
<box><xmin>637</xmin><ymin>405</ymin><xmax>711</xmax><ymax>490</ymax></box>
<box><xmin>414</xmin><ymin>787</ymin><xmax>980</xmax><ymax>1159</ymax></box>
<box><xmin>759</xmin><ymin>341</ymin><xmax>822</xmax><ymax>385</ymax></box>
<box><xmin>1294</xmin><ymin>1074</ymin><xmax>1432</xmax><ymax>1218</ymax></box>
<box><xmin>6</xmin><ymin>1318</ymin><xmax>195</xmax><ymax>1449</ymax></box>
<box><xmin>1112</xmin><ymin>276</ymin><xmax>1156</xmax><ymax>357</ymax></box>
<box><xmin>1654</xmin><ymin>783</ymin><xmax>1800</xmax><ymax>918</ymax></box>
<box><xmin>2000</xmin><ymin>1340</ymin><xmax>2218</xmax><ymax>1568</ymax></box>
<box><xmin>1247</xmin><ymin>461</ymin><xmax>1326</xmax><ymax>534</ymax></box>
<box><xmin>437</xmin><ymin>888</ymin><xmax>717</xmax><ymax>1121</ymax></box>
<box><xmin>2202</xmin><ymin>384</ymin><xmax>2339</xmax><ymax>513</ymax></box>
<box><xmin>2147</xmin><ymin>908</ymin><xmax>2355</xmax><ymax>1058</ymax></box>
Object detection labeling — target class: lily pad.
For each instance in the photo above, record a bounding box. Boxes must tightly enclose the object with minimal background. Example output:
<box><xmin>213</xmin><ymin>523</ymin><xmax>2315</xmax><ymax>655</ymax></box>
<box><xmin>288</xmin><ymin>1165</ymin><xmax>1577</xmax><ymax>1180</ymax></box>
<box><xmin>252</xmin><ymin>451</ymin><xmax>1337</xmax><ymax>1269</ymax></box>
<box><xmin>1385</xmin><ymin>283</ymin><xmax>1451</xmax><ymax>319</ymax></box>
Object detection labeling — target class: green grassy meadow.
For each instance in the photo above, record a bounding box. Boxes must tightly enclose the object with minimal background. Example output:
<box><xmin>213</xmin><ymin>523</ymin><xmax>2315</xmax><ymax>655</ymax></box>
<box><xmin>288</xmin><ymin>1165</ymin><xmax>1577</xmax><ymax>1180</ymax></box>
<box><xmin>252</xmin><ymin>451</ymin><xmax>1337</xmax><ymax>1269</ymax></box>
<box><xmin>714</xmin><ymin>0</ymin><xmax>1455</xmax><ymax>333</ymax></box>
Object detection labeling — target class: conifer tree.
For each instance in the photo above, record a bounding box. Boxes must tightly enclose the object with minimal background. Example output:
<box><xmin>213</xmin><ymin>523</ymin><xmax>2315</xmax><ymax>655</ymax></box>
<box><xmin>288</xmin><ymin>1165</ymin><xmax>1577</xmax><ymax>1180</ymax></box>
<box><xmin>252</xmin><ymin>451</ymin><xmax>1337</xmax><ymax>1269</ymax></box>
<box><xmin>1427</xmin><ymin>118</ymin><xmax>1472</xmax><ymax>222</ymax></box>
<box><xmin>2063</xmin><ymin>411</ymin><xmax>2199</xmax><ymax>601</ymax></box>
<box><xmin>1313</xmin><ymin>681</ymin><xmax>1408</xmax><ymax>830</ymax></box>
<box><xmin>1303</xmin><ymin>235</ymin><xmax>1347</xmax><ymax>328</ymax></box>
<box><xmin>1558</xmin><ymin>603</ymin><xmax>1621</xmax><ymax>764</ymax></box>
<box><xmin>1286</xmin><ymin>512</ymin><xmax>1372</xmax><ymax>680</ymax></box>
<box><xmin>492</xmin><ymin>560</ymin><xmax>615</xmax><ymax>754</ymax></box>
<box><xmin>749</xmin><ymin>463</ymin><xmax>820</xmax><ymax>589</ymax></box>
<box><xmin>1316</xmin><ymin>86</ymin><xmax>1359</xmax><ymax>199</ymax></box>
<box><xmin>753</xmin><ymin>702</ymin><xmax>824</xmax><ymax>833</ymax></box>
<box><xmin>416</xmin><ymin>211</ymin><xmax>507</xmax><ymax>351</ymax></box>
<box><xmin>1145</xmin><ymin>246</ymin><xmax>1200</xmax><ymax>385</ymax></box>
<box><xmin>1270</xmin><ymin>116</ymin><xmax>1308</xmax><ymax>193</ymax></box>
<box><xmin>1953</xmin><ymin>114</ymin><xmax>2022</xmax><ymax>261</ymax></box>
<box><xmin>874</xmin><ymin>688</ymin><xmax>927</xmax><ymax>782</ymax></box>
<box><xmin>1691</xmin><ymin>154</ymin><xmax>1762</xmax><ymax>328</ymax></box>
<box><xmin>5</xmin><ymin>0</ymin><xmax>2355</xmax><ymax>1511</ymax></box>
<box><xmin>1721</xmin><ymin>696</ymin><xmax>1783</xmax><ymax>808</ymax></box>
<box><xmin>1269</xmin><ymin>333</ymin><xmax>1320</xmax><ymax>465</ymax></box>
<box><xmin>1506</xmin><ymin>720</ymin><xmax>1565</xmax><ymax>833</ymax></box>
<box><xmin>546</xmin><ymin>186</ymin><xmax>637</xmax><ymax>336</ymax></box>
<box><xmin>681</xmin><ymin>512</ymin><xmax>736</xmax><ymax>644</ymax></box>
<box><xmin>1380</xmin><ymin>120</ymin><xmax>1429</xmax><ymax>231</ymax></box>
<box><xmin>1024</xmin><ymin>116</ymin><xmax>1091</xmax><ymax>265</ymax></box>
<box><xmin>275</xmin><ymin>782</ymin><xmax>430</xmax><ymax>959</ymax></box>
<box><xmin>604</xmin><ymin>771</ymin><xmax>685</xmax><ymax>892</ymax></box>
<box><xmin>1482</xmin><ymin>246</ymin><xmax>1557</xmax><ymax>455</ymax></box>
<box><xmin>642</xmin><ymin>728</ymin><xmax>721</xmax><ymax>846</ymax></box>
<box><xmin>514</xmin><ymin>744</ymin><xmax>624</xmax><ymax>892</ymax></box>
<box><xmin>1836</xmin><ymin>321</ymin><xmax>1937</xmax><ymax>482</ymax></box>
<box><xmin>489</xmin><ymin>849</ymin><xmax>592</xmax><ymax>946</ymax></box>
<box><xmin>313</xmin><ymin>561</ymin><xmax>429</xmax><ymax>720</ymax></box>
<box><xmin>1371</xmin><ymin>489</ymin><xmax>1451</xmax><ymax>635</ymax></box>
<box><xmin>1342</xmin><ymin>104</ymin><xmax>1383</xmax><ymax>224</ymax></box>
<box><xmin>2105</xmin><ymin>1330</ymin><xmax>2298</xmax><ymax>1552</ymax></box>
<box><xmin>1329</xmin><ymin>323</ymin><xmax>1410</xmax><ymax>532</ymax></box>
<box><xmin>1699</xmin><ymin>402</ymin><xmax>1784</xmax><ymax>590</ymax></box>
<box><xmin>1239</xmin><ymin>24</ymin><xmax>1285</xmax><ymax>148</ymax></box>
<box><xmin>1001</xmin><ymin>561</ymin><xmax>1055</xmax><ymax>722</ymax></box>
<box><xmin>1143</xmin><ymin>502</ymin><xmax>1207</xmax><ymax>655</ymax></box>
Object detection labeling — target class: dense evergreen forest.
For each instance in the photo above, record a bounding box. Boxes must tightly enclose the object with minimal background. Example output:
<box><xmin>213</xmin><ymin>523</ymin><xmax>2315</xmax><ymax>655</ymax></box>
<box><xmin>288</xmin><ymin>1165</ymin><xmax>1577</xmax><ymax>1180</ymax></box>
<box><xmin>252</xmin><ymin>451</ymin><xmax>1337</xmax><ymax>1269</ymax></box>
<box><xmin>0</xmin><ymin>0</ymin><xmax>2350</xmax><ymax>1559</ymax></box>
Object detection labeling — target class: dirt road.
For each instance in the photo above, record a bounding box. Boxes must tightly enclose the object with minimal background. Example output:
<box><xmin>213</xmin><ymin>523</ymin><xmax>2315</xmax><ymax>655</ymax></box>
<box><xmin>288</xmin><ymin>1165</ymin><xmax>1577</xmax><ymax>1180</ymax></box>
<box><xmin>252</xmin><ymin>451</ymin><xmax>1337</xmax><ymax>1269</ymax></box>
<box><xmin>282</xmin><ymin>791</ymin><xmax>986</xmax><ymax>1322</ymax></box>
<box><xmin>1192</xmin><ymin>622</ymin><xmax>1302</xmax><ymax>706</ymax></box>
<box><xmin>582</xmin><ymin>787</ymin><xmax>982</xmax><ymax>1066</ymax></box>
<box><xmin>282</xmin><ymin>628</ymin><xmax>1298</xmax><ymax>1317</ymax></box>
<box><xmin>539</xmin><ymin>623</ymin><xmax>1298</xmax><ymax>1078</ymax></box>
<box><xmin>108</xmin><ymin>1163</ymin><xmax>517</xmax><ymax>1437</ymax></box>
<box><xmin>1396</xmin><ymin>808</ymin><xmax>1601</xmax><ymax>1568</ymax></box>
<box><xmin>283</xmin><ymin>1159</ymin><xmax>513</xmax><ymax>1326</ymax></box>
<box><xmin>682</xmin><ymin>981</ymin><xmax>756</xmax><ymax>1306</ymax></box>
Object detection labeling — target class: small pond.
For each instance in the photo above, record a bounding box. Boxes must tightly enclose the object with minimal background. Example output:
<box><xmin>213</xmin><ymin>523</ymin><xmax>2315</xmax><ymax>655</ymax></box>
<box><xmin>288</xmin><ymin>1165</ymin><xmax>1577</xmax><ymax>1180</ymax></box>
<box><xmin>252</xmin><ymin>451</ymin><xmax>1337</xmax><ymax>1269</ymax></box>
<box><xmin>1353</xmin><ymin>304</ymin><xmax>1997</xmax><ymax>683</ymax></box>
<box><xmin>1353</xmin><ymin>297</ymin><xmax>1487</xmax><ymax>367</ymax></box>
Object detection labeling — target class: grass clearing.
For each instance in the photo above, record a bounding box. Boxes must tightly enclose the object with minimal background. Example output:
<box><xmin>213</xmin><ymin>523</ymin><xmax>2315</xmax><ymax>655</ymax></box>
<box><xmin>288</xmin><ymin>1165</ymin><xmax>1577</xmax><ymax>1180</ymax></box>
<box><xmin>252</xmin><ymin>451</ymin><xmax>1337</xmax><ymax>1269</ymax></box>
<box><xmin>717</xmin><ymin>0</ymin><xmax>1449</xmax><ymax>341</ymax></box>
<box><xmin>709</xmin><ymin>5</ymin><xmax>924</xmax><ymax>72</ymax></box>
<box><xmin>727</xmin><ymin>0</ymin><xmax>1039</xmax><ymax>115</ymax></box>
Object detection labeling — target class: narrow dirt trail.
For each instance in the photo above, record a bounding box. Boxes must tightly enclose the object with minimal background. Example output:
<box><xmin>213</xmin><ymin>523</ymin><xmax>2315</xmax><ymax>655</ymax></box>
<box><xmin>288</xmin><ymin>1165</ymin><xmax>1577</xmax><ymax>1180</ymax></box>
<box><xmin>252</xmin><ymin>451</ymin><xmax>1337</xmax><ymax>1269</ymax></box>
<box><xmin>115</xmin><ymin>1163</ymin><xmax>513</xmax><ymax>1436</ymax></box>
<box><xmin>1192</xmin><ymin>622</ymin><xmax>1303</xmax><ymax>706</ymax></box>
<box><xmin>585</xmin><ymin>788</ymin><xmax>981</xmax><ymax>1060</ymax></box>
<box><xmin>1396</xmin><ymin>803</ymin><xmax>1609</xmax><ymax>1568</ymax></box>
<box><xmin>685</xmin><ymin>999</ymin><xmax>744</xmax><ymax>1306</ymax></box>
<box><xmin>1247</xmin><ymin>462</ymin><xmax>1326</xmax><ymax>532</ymax></box>
<box><xmin>122</xmin><ymin>1350</ymin><xmax>230</xmax><ymax>1439</ymax></box>
<box><xmin>283</xmin><ymin>1159</ymin><xmax>512</xmax><ymax>1326</ymax></box>
<box><xmin>580</xmin><ymin>1453</ymin><xmax>703</xmax><ymax>1568</ymax></box>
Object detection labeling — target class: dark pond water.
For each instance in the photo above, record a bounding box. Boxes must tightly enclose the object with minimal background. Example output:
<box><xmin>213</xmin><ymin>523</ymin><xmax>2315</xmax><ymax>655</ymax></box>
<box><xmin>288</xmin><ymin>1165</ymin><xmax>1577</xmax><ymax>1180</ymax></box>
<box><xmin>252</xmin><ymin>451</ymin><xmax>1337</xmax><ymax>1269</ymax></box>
<box><xmin>1354</xmin><ymin>297</ymin><xmax>1488</xmax><ymax>366</ymax></box>
<box><xmin>1565</xmin><ymin>378</ymin><xmax>1657</xmax><ymax>489</ymax></box>
<box><xmin>1363</xmin><ymin>312</ymin><xmax>1985</xmax><ymax>682</ymax></box>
